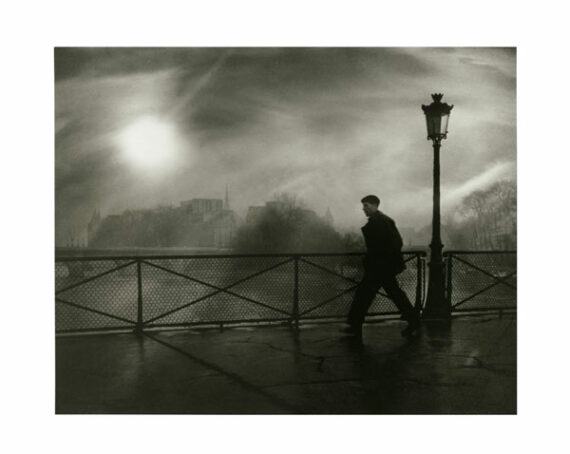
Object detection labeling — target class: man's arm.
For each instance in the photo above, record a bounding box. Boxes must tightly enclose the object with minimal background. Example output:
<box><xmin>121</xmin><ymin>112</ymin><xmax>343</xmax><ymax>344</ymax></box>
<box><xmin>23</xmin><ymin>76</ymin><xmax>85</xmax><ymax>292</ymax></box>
<box><xmin>390</xmin><ymin>219</ymin><xmax>403</xmax><ymax>250</ymax></box>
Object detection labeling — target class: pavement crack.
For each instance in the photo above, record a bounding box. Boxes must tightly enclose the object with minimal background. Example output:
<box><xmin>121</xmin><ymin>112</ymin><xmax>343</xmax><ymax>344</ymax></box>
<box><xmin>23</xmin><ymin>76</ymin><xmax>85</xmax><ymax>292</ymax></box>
<box><xmin>262</xmin><ymin>377</ymin><xmax>367</xmax><ymax>389</ymax></box>
<box><xmin>403</xmin><ymin>378</ymin><xmax>474</xmax><ymax>388</ymax></box>
<box><xmin>232</xmin><ymin>339</ymin><xmax>334</xmax><ymax>372</ymax></box>
<box><xmin>310</xmin><ymin>336</ymin><xmax>343</xmax><ymax>344</ymax></box>
<box><xmin>231</xmin><ymin>337</ymin><xmax>253</xmax><ymax>344</ymax></box>
<box><xmin>242</xmin><ymin>339</ymin><xmax>328</xmax><ymax>360</ymax></box>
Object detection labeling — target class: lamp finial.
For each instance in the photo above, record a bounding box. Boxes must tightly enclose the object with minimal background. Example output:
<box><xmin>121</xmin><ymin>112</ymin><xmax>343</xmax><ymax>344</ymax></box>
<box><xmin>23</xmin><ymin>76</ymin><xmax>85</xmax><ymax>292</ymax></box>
<box><xmin>431</xmin><ymin>93</ymin><xmax>444</xmax><ymax>103</ymax></box>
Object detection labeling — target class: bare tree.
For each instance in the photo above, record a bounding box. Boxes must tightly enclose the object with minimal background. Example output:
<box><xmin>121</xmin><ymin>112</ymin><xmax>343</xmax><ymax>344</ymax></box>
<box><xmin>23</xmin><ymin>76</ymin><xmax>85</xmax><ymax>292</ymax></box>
<box><xmin>454</xmin><ymin>179</ymin><xmax>516</xmax><ymax>250</ymax></box>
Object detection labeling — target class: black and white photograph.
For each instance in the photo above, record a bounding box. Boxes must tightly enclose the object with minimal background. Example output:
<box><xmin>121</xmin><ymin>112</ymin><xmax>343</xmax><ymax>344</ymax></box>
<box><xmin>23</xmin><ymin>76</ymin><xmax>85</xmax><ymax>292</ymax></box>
<box><xmin>4</xmin><ymin>2</ymin><xmax>570</xmax><ymax>453</ymax></box>
<box><xmin>54</xmin><ymin>47</ymin><xmax>516</xmax><ymax>414</ymax></box>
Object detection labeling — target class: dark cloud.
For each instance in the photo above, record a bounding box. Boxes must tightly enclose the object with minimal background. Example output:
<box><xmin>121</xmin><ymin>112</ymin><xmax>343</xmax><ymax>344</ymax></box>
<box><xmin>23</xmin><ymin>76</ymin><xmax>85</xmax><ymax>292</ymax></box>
<box><xmin>173</xmin><ymin>48</ymin><xmax>432</xmax><ymax>130</ymax></box>
<box><xmin>54</xmin><ymin>47</ymin><xmax>225</xmax><ymax>81</ymax></box>
<box><xmin>55</xmin><ymin>47</ymin><xmax>516</xmax><ymax>245</ymax></box>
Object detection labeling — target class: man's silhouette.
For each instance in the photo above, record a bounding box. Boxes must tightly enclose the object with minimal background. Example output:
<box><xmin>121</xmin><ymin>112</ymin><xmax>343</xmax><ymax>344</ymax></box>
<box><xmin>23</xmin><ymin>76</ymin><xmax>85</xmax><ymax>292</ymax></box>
<box><xmin>342</xmin><ymin>195</ymin><xmax>421</xmax><ymax>338</ymax></box>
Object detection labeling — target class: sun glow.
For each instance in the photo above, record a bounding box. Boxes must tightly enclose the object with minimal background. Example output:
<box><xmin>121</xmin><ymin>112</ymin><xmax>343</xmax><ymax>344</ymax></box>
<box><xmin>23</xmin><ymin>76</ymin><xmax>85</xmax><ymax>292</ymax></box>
<box><xmin>117</xmin><ymin>116</ymin><xmax>181</xmax><ymax>170</ymax></box>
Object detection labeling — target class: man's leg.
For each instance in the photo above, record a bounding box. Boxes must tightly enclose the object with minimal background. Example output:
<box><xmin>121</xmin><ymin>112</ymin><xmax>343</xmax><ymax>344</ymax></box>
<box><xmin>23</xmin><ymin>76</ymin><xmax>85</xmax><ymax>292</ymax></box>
<box><xmin>382</xmin><ymin>274</ymin><xmax>421</xmax><ymax>334</ymax></box>
<box><xmin>347</xmin><ymin>272</ymin><xmax>382</xmax><ymax>328</ymax></box>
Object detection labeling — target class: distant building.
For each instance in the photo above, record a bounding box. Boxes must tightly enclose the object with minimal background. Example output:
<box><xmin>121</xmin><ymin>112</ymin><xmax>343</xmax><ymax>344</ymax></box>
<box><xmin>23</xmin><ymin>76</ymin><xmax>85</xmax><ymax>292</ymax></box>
<box><xmin>224</xmin><ymin>184</ymin><xmax>230</xmax><ymax>210</ymax></box>
<box><xmin>88</xmin><ymin>192</ymin><xmax>237</xmax><ymax>249</ymax></box>
<box><xmin>245</xmin><ymin>200</ymin><xmax>320</xmax><ymax>225</ymax></box>
<box><xmin>180</xmin><ymin>198</ymin><xmax>223</xmax><ymax>215</ymax></box>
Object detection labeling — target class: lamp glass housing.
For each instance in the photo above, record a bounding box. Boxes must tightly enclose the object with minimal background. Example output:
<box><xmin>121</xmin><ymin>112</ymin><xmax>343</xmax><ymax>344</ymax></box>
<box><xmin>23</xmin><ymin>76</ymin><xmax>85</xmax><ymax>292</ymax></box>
<box><xmin>425</xmin><ymin>113</ymin><xmax>450</xmax><ymax>139</ymax></box>
<box><xmin>422</xmin><ymin>93</ymin><xmax>453</xmax><ymax>141</ymax></box>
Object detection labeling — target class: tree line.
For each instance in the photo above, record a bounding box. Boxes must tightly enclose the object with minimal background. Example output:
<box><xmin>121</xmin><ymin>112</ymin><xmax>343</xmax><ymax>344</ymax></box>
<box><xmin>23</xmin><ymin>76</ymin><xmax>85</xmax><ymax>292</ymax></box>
<box><xmin>444</xmin><ymin>179</ymin><xmax>516</xmax><ymax>250</ymax></box>
<box><xmin>231</xmin><ymin>181</ymin><xmax>516</xmax><ymax>254</ymax></box>
<box><xmin>231</xmin><ymin>193</ymin><xmax>362</xmax><ymax>253</ymax></box>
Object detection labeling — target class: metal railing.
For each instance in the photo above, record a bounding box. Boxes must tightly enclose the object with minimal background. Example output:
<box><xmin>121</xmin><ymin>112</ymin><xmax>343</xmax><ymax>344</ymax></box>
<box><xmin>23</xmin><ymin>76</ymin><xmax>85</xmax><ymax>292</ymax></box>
<box><xmin>55</xmin><ymin>250</ymin><xmax>517</xmax><ymax>334</ymax></box>
<box><xmin>55</xmin><ymin>251</ymin><xmax>426</xmax><ymax>334</ymax></box>
<box><xmin>444</xmin><ymin>250</ymin><xmax>516</xmax><ymax>313</ymax></box>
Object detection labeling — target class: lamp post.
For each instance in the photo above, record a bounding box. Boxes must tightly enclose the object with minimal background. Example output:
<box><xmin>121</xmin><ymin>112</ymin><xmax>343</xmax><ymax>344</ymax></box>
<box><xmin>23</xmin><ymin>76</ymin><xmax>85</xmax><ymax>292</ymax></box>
<box><xmin>422</xmin><ymin>93</ymin><xmax>453</xmax><ymax>319</ymax></box>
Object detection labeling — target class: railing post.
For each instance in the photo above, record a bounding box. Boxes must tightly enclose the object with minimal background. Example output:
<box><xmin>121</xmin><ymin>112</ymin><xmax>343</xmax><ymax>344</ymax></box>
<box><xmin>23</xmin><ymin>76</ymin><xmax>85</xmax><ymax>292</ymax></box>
<box><xmin>445</xmin><ymin>253</ymin><xmax>453</xmax><ymax>312</ymax></box>
<box><xmin>136</xmin><ymin>259</ymin><xmax>143</xmax><ymax>333</ymax></box>
<box><xmin>414</xmin><ymin>253</ymin><xmax>423</xmax><ymax>314</ymax></box>
<box><xmin>292</xmin><ymin>255</ymin><xmax>299</xmax><ymax>328</ymax></box>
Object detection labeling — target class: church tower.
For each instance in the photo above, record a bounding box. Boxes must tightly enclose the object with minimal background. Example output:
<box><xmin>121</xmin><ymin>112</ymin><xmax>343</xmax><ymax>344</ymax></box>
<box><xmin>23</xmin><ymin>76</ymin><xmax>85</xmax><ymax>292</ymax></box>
<box><xmin>87</xmin><ymin>208</ymin><xmax>101</xmax><ymax>246</ymax></box>
<box><xmin>224</xmin><ymin>184</ymin><xmax>230</xmax><ymax>210</ymax></box>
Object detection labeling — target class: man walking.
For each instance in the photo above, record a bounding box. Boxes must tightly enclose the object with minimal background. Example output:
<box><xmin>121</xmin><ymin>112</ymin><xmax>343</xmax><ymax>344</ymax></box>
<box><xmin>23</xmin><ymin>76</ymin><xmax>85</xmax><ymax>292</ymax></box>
<box><xmin>342</xmin><ymin>195</ymin><xmax>421</xmax><ymax>338</ymax></box>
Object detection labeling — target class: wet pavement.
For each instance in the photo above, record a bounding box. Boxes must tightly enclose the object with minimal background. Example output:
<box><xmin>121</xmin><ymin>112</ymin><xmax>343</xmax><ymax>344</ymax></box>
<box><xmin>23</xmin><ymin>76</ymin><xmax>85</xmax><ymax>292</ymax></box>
<box><xmin>56</xmin><ymin>314</ymin><xmax>516</xmax><ymax>414</ymax></box>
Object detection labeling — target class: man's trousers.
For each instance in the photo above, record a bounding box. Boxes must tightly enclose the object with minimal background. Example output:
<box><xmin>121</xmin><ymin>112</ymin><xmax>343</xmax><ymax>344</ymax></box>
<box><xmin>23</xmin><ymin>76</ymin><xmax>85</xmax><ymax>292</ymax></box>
<box><xmin>347</xmin><ymin>270</ymin><xmax>417</xmax><ymax>327</ymax></box>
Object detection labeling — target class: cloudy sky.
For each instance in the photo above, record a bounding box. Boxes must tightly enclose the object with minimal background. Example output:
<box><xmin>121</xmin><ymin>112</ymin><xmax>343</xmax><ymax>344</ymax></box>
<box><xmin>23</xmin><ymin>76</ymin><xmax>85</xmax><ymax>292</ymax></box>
<box><xmin>55</xmin><ymin>47</ymin><xmax>516</xmax><ymax>245</ymax></box>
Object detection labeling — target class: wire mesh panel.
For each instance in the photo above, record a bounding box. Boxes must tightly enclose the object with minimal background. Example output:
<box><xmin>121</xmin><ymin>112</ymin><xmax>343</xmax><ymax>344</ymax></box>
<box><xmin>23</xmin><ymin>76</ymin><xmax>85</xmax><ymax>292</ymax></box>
<box><xmin>447</xmin><ymin>252</ymin><xmax>516</xmax><ymax>311</ymax></box>
<box><xmin>141</xmin><ymin>256</ymin><xmax>294</xmax><ymax>327</ymax></box>
<box><xmin>55</xmin><ymin>259</ymin><xmax>134</xmax><ymax>292</ymax></box>
<box><xmin>55</xmin><ymin>252</ymin><xmax>426</xmax><ymax>334</ymax></box>
<box><xmin>55</xmin><ymin>259</ymin><xmax>138</xmax><ymax>332</ymax></box>
<box><xmin>298</xmin><ymin>255</ymin><xmax>360</xmax><ymax>319</ymax></box>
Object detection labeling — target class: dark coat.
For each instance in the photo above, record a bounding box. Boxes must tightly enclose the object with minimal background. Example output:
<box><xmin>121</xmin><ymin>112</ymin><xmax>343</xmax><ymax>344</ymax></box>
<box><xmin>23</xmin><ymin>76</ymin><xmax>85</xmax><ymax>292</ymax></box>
<box><xmin>361</xmin><ymin>211</ymin><xmax>406</xmax><ymax>275</ymax></box>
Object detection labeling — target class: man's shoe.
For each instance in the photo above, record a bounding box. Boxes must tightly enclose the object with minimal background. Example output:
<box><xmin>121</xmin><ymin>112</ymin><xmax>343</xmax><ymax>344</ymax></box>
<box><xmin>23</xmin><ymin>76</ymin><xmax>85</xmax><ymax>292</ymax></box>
<box><xmin>401</xmin><ymin>317</ymin><xmax>421</xmax><ymax>337</ymax></box>
<box><xmin>339</xmin><ymin>325</ymin><xmax>362</xmax><ymax>337</ymax></box>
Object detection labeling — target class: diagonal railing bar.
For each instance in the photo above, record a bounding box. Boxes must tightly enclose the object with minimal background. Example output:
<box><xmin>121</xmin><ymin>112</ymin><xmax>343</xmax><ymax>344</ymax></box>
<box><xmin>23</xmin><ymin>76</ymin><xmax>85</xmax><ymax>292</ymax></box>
<box><xmin>56</xmin><ymin>297</ymin><xmax>136</xmax><ymax>325</ymax></box>
<box><xmin>142</xmin><ymin>259</ymin><xmax>293</xmax><ymax>324</ymax></box>
<box><xmin>299</xmin><ymin>257</ymin><xmax>360</xmax><ymax>284</ymax></box>
<box><xmin>299</xmin><ymin>285</ymin><xmax>359</xmax><ymax>317</ymax></box>
<box><xmin>144</xmin><ymin>286</ymin><xmax>291</xmax><ymax>325</ymax></box>
<box><xmin>143</xmin><ymin>289</ymin><xmax>235</xmax><ymax>324</ymax></box>
<box><xmin>452</xmin><ymin>271</ymin><xmax>517</xmax><ymax>309</ymax></box>
<box><xmin>451</xmin><ymin>255</ymin><xmax>516</xmax><ymax>290</ymax></box>
<box><xmin>143</xmin><ymin>257</ymin><xmax>293</xmax><ymax>297</ymax></box>
<box><xmin>299</xmin><ymin>254</ymin><xmax>419</xmax><ymax>284</ymax></box>
<box><xmin>142</xmin><ymin>257</ymin><xmax>293</xmax><ymax>294</ymax></box>
<box><xmin>299</xmin><ymin>257</ymin><xmax>390</xmax><ymax>298</ymax></box>
<box><xmin>56</xmin><ymin>260</ymin><xmax>137</xmax><ymax>295</ymax></box>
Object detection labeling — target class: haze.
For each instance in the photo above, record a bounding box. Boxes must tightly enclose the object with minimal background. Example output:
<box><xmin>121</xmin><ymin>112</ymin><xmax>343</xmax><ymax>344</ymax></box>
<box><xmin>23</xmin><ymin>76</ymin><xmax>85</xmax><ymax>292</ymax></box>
<box><xmin>55</xmin><ymin>47</ymin><xmax>516</xmax><ymax>245</ymax></box>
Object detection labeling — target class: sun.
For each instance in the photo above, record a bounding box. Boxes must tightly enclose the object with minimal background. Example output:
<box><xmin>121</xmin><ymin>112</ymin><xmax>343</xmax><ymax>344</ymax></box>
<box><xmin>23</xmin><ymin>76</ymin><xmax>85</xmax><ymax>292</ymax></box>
<box><xmin>117</xmin><ymin>116</ymin><xmax>181</xmax><ymax>170</ymax></box>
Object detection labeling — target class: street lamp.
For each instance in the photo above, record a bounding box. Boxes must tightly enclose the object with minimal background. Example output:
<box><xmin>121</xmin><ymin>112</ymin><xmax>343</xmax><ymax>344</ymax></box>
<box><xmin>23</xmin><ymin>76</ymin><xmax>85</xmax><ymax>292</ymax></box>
<box><xmin>421</xmin><ymin>93</ymin><xmax>453</xmax><ymax>319</ymax></box>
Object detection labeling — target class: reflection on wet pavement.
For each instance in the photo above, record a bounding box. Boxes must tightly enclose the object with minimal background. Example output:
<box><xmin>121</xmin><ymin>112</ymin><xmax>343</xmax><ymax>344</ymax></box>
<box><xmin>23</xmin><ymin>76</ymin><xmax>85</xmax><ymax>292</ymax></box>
<box><xmin>56</xmin><ymin>314</ymin><xmax>516</xmax><ymax>414</ymax></box>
